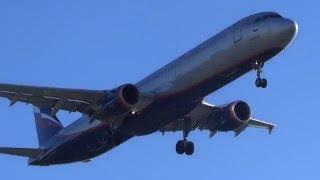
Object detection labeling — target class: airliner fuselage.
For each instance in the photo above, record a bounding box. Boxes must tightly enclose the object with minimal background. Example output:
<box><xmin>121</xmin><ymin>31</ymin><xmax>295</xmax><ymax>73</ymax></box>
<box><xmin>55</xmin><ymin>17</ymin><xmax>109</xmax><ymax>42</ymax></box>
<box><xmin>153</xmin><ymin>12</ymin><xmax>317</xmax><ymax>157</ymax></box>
<box><xmin>120</xmin><ymin>12</ymin><xmax>297</xmax><ymax>135</ymax></box>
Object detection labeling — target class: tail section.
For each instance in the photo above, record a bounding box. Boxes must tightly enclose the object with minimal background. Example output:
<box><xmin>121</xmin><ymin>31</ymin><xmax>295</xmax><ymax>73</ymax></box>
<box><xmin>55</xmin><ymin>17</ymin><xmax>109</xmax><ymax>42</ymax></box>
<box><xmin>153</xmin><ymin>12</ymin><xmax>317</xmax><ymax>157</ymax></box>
<box><xmin>33</xmin><ymin>106</ymin><xmax>63</xmax><ymax>146</ymax></box>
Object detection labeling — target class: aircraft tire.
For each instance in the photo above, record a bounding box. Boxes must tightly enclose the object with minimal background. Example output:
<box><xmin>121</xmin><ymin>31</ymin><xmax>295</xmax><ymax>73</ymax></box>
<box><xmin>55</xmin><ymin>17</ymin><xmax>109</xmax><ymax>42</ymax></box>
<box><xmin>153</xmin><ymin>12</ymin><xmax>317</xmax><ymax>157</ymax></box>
<box><xmin>176</xmin><ymin>140</ymin><xmax>185</xmax><ymax>154</ymax></box>
<box><xmin>185</xmin><ymin>141</ymin><xmax>194</xmax><ymax>155</ymax></box>
<box><xmin>260</xmin><ymin>79</ymin><xmax>267</xmax><ymax>88</ymax></box>
<box><xmin>255</xmin><ymin>78</ymin><xmax>262</xmax><ymax>88</ymax></box>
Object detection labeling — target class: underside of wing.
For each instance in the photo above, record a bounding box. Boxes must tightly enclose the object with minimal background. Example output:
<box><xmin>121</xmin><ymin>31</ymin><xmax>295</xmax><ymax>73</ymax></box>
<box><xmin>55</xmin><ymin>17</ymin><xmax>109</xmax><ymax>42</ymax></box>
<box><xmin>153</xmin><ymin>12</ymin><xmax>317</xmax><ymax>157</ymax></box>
<box><xmin>0</xmin><ymin>83</ymin><xmax>154</xmax><ymax>124</ymax></box>
<box><xmin>247</xmin><ymin>118</ymin><xmax>277</xmax><ymax>134</ymax></box>
<box><xmin>0</xmin><ymin>147</ymin><xmax>46</xmax><ymax>158</ymax></box>
<box><xmin>160</xmin><ymin>101</ymin><xmax>215</xmax><ymax>134</ymax></box>
<box><xmin>0</xmin><ymin>83</ymin><xmax>108</xmax><ymax>116</ymax></box>
<box><xmin>160</xmin><ymin>100</ymin><xmax>277</xmax><ymax>137</ymax></box>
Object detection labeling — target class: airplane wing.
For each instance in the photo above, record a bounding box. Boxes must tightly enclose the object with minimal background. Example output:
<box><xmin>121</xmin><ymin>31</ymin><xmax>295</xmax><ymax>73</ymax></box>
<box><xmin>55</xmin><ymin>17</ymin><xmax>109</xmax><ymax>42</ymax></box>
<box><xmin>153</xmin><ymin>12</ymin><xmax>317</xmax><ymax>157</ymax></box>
<box><xmin>0</xmin><ymin>147</ymin><xmax>46</xmax><ymax>158</ymax></box>
<box><xmin>160</xmin><ymin>101</ymin><xmax>277</xmax><ymax>137</ymax></box>
<box><xmin>0</xmin><ymin>83</ymin><xmax>109</xmax><ymax>116</ymax></box>
<box><xmin>234</xmin><ymin>118</ymin><xmax>277</xmax><ymax>137</ymax></box>
<box><xmin>159</xmin><ymin>101</ymin><xmax>213</xmax><ymax>134</ymax></box>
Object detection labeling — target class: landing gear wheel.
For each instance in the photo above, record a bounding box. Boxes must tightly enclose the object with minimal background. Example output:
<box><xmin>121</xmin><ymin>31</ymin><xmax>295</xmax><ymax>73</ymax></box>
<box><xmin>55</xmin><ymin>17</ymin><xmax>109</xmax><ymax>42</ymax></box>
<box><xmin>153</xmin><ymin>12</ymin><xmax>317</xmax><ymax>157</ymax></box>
<box><xmin>255</xmin><ymin>78</ymin><xmax>261</xmax><ymax>88</ymax></box>
<box><xmin>185</xmin><ymin>141</ymin><xmax>194</xmax><ymax>155</ymax></box>
<box><xmin>176</xmin><ymin>130</ymin><xmax>195</xmax><ymax>155</ymax></box>
<box><xmin>253</xmin><ymin>61</ymin><xmax>267</xmax><ymax>88</ymax></box>
<box><xmin>260</xmin><ymin>78</ymin><xmax>267</xmax><ymax>88</ymax></box>
<box><xmin>176</xmin><ymin>140</ymin><xmax>185</xmax><ymax>154</ymax></box>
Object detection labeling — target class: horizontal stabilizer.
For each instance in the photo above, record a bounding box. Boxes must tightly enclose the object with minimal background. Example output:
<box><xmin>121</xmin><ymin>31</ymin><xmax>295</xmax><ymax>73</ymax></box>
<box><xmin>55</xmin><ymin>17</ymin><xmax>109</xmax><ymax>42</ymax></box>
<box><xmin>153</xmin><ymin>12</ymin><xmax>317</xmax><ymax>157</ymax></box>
<box><xmin>0</xmin><ymin>147</ymin><xmax>46</xmax><ymax>158</ymax></box>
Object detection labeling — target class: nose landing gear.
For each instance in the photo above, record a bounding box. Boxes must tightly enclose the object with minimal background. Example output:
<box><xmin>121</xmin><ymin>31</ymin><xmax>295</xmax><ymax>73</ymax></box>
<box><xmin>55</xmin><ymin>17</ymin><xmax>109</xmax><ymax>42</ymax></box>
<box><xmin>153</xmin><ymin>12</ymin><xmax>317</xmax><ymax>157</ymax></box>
<box><xmin>253</xmin><ymin>61</ymin><xmax>267</xmax><ymax>88</ymax></box>
<box><xmin>175</xmin><ymin>131</ymin><xmax>194</xmax><ymax>155</ymax></box>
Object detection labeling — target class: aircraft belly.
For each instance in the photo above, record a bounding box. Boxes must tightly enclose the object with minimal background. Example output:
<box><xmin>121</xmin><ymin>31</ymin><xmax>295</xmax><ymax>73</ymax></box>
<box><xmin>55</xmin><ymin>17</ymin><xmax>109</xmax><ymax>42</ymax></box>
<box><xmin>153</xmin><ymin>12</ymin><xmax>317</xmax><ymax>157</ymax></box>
<box><xmin>118</xmin><ymin>100</ymin><xmax>199</xmax><ymax>136</ymax></box>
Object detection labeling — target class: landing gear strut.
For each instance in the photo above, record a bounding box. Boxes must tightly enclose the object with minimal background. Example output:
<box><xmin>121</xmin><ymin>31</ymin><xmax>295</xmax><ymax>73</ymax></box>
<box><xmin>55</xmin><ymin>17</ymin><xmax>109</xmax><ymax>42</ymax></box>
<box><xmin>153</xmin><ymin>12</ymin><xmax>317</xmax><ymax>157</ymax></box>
<box><xmin>253</xmin><ymin>61</ymin><xmax>267</xmax><ymax>88</ymax></box>
<box><xmin>175</xmin><ymin>131</ymin><xmax>194</xmax><ymax>155</ymax></box>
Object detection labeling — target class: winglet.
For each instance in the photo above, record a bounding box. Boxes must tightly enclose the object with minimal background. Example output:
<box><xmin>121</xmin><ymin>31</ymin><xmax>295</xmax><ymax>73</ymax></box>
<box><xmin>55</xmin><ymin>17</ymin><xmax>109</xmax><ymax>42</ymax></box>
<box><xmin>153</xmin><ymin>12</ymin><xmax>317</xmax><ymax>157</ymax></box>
<box><xmin>268</xmin><ymin>124</ymin><xmax>277</xmax><ymax>134</ymax></box>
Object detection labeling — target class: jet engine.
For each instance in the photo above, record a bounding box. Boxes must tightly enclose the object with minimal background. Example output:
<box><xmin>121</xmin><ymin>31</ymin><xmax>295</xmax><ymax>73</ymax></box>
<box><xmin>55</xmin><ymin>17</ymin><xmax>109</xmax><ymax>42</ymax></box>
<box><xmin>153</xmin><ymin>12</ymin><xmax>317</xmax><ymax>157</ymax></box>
<box><xmin>207</xmin><ymin>101</ymin><xmax>251</xmax><ymax>131</ymax></box>
<box><xmin>113</xmin><ymin>83</ymin><xmax>140</xmax><ymax>110</ymax></box>
<box><xmin>91</xmin><ymin>84</ymin><xmax>140</xmax><ymax>121</ymax></box>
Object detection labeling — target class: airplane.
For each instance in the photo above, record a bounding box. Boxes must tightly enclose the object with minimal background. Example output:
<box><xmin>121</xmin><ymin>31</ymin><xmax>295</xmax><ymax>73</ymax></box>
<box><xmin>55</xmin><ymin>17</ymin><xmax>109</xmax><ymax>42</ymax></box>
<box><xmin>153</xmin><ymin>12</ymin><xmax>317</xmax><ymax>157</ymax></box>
<box><xmin>0</xmin><ymin>12</ymin><xmax>297</xmax><ymax>166</ymax></box>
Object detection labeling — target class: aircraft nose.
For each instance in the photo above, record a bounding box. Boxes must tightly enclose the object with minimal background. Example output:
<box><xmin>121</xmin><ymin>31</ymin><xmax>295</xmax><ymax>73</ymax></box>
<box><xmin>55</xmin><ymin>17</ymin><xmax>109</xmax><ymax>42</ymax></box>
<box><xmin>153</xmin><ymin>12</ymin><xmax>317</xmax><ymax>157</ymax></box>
<box><xmin>283</xmin><ymin>18</ymin><xmax>298</xmax><ymax>39</ymax></box>
<box><xmin>277</xmin><ymin>18</ymin><xmax>298</xmax><ymax>47</ymax></box>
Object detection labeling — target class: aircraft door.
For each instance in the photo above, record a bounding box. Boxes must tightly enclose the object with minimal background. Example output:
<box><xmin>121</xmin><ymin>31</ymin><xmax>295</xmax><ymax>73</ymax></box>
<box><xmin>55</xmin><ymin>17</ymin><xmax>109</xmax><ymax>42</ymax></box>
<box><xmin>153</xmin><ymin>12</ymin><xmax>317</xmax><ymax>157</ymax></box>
<box><xmin>233</xmin><ymin>28</ymin><xmax>242</xmax><ymax>43</ymax></box>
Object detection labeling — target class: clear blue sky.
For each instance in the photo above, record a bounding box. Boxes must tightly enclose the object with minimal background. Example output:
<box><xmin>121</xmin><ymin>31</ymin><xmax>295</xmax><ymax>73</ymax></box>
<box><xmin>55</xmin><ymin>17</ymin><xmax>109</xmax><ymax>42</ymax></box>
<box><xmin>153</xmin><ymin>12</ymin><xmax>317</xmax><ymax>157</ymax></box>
<box><xmin>0</xmin><ymin>1</ymin><xmax>316</xmax><ymax>179</ymax></box>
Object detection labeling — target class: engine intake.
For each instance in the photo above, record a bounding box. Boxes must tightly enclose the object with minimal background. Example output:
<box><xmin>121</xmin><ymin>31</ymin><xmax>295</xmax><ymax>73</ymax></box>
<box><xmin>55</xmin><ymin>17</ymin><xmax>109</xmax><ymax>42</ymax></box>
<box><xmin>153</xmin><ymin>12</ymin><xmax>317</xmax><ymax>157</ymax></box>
<box><xmin>232</xmin><ymin>101</ymin><xmax>251</xmax><ymax>122</ymax></box>
<box><xmin>120</xmin><ymin>84</ymin><xmax>139</xmax><ymax>106</ymax></box>
<box><xmin>92</xmin><ymin>84</ymin><xmax>140</xmax><ymax>121</ymax></box>
<box><xmin>207</xmin><ymin>101</ymin><xmax>251</xmax><ymax>131</ymax></box>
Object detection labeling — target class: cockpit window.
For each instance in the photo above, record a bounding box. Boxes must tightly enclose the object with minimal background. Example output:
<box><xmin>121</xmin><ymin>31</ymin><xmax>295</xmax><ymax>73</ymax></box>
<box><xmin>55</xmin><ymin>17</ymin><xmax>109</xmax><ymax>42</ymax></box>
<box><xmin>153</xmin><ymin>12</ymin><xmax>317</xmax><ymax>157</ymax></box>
<box><xmin>254</xmin><ymin>14</ymin><xmax>282</xmax><ymax>23</ymax></box>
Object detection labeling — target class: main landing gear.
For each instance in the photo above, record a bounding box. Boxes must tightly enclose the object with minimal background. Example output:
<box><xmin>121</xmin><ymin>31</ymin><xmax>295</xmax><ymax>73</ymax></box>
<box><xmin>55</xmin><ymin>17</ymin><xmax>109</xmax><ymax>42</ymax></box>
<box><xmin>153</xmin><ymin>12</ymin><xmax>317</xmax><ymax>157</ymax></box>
<box><xmin>253</xmin><ymin>61</ymin><xmax>267</xmax><ymax>88</ymax></box>
<box><xmin>176</xmin><ymin>131</ymin><xmax>194</xmax><ymax>155</ymax></box>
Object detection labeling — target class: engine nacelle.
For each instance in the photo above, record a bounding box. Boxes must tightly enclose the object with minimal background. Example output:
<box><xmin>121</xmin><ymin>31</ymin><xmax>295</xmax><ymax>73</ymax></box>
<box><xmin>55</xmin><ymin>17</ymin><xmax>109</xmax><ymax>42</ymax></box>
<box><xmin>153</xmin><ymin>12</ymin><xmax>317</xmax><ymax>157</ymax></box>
<box><xmin>94</xmin><ymin>84</ymin><xmax>140</xmax><ymax>121</ymax></box>
<box><xmin>115</xmin><ymin>83</ymin><xmax>140</xmax><ymax>109</ymax></box>
<box><xmin>208</xmin><ymin>101</ymin><xmax>251</xmax><ymax>131</ymax></box>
